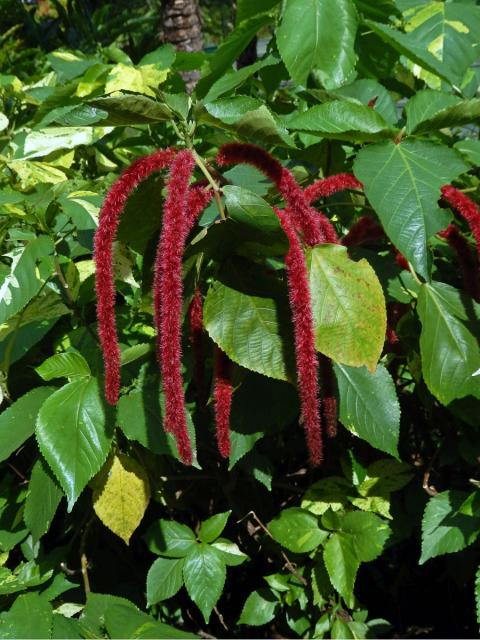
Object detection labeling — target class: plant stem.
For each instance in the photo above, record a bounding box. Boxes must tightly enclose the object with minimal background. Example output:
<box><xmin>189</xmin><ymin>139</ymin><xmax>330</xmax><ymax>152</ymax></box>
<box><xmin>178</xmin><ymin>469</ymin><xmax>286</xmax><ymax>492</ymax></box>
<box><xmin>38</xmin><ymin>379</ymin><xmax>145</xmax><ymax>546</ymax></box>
<box><xmin>193</xmin><ymin>151</ymin><xmax>226</xmax><ymax>220</ymax></box>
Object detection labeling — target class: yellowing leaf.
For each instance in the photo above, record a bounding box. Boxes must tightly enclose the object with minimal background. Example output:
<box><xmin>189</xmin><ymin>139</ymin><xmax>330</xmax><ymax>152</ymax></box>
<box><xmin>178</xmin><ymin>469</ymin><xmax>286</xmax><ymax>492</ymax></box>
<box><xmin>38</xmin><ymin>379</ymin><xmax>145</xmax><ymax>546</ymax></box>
<box><xmin>105</xmin><ymin>64</ymin><xmax>168</xmax><ymax>97</ymax></box>
<box><xmin>93</xmin><ymin>454</ymin><xmax>150</xmax><ymax>544</ymax></box>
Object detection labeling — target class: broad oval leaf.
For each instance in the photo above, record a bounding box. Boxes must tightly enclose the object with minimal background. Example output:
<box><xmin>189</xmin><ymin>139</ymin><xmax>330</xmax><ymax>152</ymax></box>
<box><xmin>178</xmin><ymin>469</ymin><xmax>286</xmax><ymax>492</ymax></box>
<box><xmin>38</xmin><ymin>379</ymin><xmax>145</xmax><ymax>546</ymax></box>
<box><xmin>36</xmin><ymin>378</ymin><xmax>113</xmax><ymax>511</ymax></box>
<box><xmin>323</xmin><ymin>533</ymin><xmax>359</xmax><ymax>605</ymax></box>
<box><xmin>354</xmin><ymin>139</ymin><xmax>468</xmax><ymax>278</ymax></box>
<box><xmin>183</xmin><ymin>544</ymin><xmax>226</xmax><ymax>623</ymax></box>
<box><xmin>198</xmin><ymin>511</ymin><xmax>231</xmax><ymax>544</ymax></box>
<box><xmin>36</xmin><ymin>351</ymin><xmax>91</xmax><ymax>382</ymax></box>
<box><xmin>93</xmin><ymin>454</ymin><xmax>150</xmax><ymax>545</ymax></box>
<box><xmin>404</xmin><ymin>89</ymin><xmax>462</xmax><ymax>134</ymax></box>
<box><xmin>334</xmin><ymin>363</ymin><xmax>400</xmax><ymax>457</ymax></box>
<box><xmin>146</xmin><ymin>557</ymin><xmax>184</xmax><ymax>605</ymax></box>
<box><xmin>24</xmin><ymin>459</ymin><xmax>63</xmax><ymax>544</ymax></box>
<box><xmin>238</xmin><ymin>588</ymin><xmax>278</xmax><ymax>626</ymax></box>
<box><xmin>268</xmin><ymin>507</ymin><xmax>328</xmax><ymax>553</ymax></box>
<box><xmin>277</xmin><ymin>0</ymin><xmax>358</xmax><ymax>88</ymax></box>
<box><xmin>144</xmin><ymin>519</ymin><xmax>196</xmax><ymax>558</ymax></box>
<box><xmin>417</xmin><ymin>282</ymin><xmax>480</xmax><ymax>405</ymax></box>
<box><xmin>307</xmin><ymin>244</ymin><xmax>386</xmax><ymax>371</ymax></box>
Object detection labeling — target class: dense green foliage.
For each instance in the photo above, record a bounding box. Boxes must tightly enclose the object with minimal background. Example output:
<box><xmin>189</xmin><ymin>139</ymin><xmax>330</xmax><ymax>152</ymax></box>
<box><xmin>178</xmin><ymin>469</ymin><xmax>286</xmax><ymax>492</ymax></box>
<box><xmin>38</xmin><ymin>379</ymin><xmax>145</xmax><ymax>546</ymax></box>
<box><xmin>1</xmin><ymin>0</ymin><xmax>480</xmax><ymax>637</ymax></box>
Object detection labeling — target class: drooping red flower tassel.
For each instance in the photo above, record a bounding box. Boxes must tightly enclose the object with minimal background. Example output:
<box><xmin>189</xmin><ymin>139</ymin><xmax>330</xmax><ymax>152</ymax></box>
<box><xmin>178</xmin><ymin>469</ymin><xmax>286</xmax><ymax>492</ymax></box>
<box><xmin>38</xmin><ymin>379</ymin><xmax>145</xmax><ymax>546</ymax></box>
<box><xmin>439</xmin><ymin>224</ymin><xmax>480</xmax><ymax>301</ymax></box>
<box><xmin>213</xmin><ymin>347</ymin><xmax>233</xmax><ymax>459</ymax></box>
<box><xmin>342</xmin><ymin>216</ymin><xmax>385</xmax><ymax>247</ymax></box>
<box><xmin>154</xmin><ymin>149</ymin><xmax>197</xmax><ymax>464</ymax></box>
<box><xmin>441</xmin><ymin>185</ymin><xmax>480</xmax><ymax>256</ymax></box>
<box><xmin>274</xmin><ymin>206</ymin><xmax>323</xmax><ymax>465</ymax></box>
<box><xmin>304</xmin><ymin>173</ymin><xmax>363</xmax><ymax>204</ymax></box>
<box><xmin>216</xmin><ymin>142</ymin><xmax>337</xmax><ymax>245</ymax></box>
<box><xmin>94</xmin><ymin>148</ymin><xmax>176</xmax><ymax>405</ymax></box>
<box><xmin>188</xmin><ymin>287</ymin><xmax>206</xmax><ymax>406</ymax></box>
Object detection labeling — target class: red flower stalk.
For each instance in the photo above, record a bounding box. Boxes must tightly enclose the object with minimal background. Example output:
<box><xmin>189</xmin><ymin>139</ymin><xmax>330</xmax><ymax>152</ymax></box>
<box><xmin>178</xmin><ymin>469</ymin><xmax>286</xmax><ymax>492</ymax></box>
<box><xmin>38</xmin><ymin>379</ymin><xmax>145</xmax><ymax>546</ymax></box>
<box><xmin>216</xmin><ymin>142</ymin><xmax>337</xmax><ymax>245</ymax></box>
<box><xmin>394</xmin><ymin>249</ymin><xmax>410</xmax><ymax>271</ymax></box>
<box><xmin>94</xmin><ymin>148</ymin><xmax>176</xmax><ymax>406</ymax></box>
<box><xmin>154</xmin><ymin>149</ymin><xmax>197</xmax><ymax>465</ymax></box>
<box><xmin>319</xmin><ymin>356</ymin><xmax>337</xmax><ymax>439</ymax></box>
<box><xmin>441</xmin><ymin>185</ymin><xmax>480</xmax><ymax>256</ymax></box>
<box><xmin>188</xmin><ymin>287</ymin><xmax>206</xmax><ymax>405</ymax></box>
<box><xmin>274</xmin><ymin>206</ymin><xmax>323</xmax><ymax>465</ymax></box>
<box><xmin>304</xmin><ymin>173</ymin><xmax>363</xmax><ymax>204</ymax></box>
<box><xmin>213</xmin><ymin>347</ymin><xmax>233</xmax><ymax>459</ymax></box>
<box><xmin>439</xmin><ymin>224</ymin><xmax>480</xmax><ymax>301</ymax></box>
<box><xmin>342</xmin><ymin>216</ymin><xmax>384</xmax><ymax>247</ymax></box>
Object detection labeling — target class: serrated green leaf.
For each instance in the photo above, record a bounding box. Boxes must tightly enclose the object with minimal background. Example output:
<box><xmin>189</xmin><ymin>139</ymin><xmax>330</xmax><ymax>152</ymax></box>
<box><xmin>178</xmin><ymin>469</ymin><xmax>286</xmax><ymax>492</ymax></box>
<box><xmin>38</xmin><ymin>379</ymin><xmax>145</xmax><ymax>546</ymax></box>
<box><xmin>211</xmin><ymin>538</ymin><xmax>248</xmax><ymax>566</ymax></box>
<box><xmin>454</xmin><ymin>139</ymin><xmax>480</xmax><ymax>167</ymax></box>
<box><xmin>36</xmin><ymin>351</ymin><xmax>91</xmax><ymax>381</ymax></box>
<box><xmin>24</xmin><ymin>459</ymin><xmax>63</xmax><ymax>544</ymax></box>
<box><xmin>354</xmin><ymin>139</ymin><xmax>467</xmax><ymax>278</ymax></box>
<box><xmin>238</xmin><ymin>588</ymin><xmax>278</xmax><ymax>625</ymax></box>
<box><xmin>268</xmin><ymin>508</ymin><xmax>328</xmax><ymax>553</ymax></box>
<box><xmin>0</xmin><ymin>593</ymin><xmax>53</xmax><ymax>639</ymax></box>
<box><xmin>144</xmin><ymin>520</ymin><xmax>196</xmax><ymax>558</ymax></box>
<box><xmin>307</xmin><ymin>245</ymin><xmax>386</xmax><ymax>371</ymax></box>
<box><xmin>333</xmin><ymin>78</ymin><xmax>398</xmax><ymax>124</ymax></box>
<box><xmin>203</xmin><ymin>54</ymin><xmax>279</xmax><ymax>102</ymax></box>
<box><xmin>88</xmin><ymin>93</ymin><xmax>172</xmax><ymax>125</ymax></box>
<box><xmin>420</xmin><ymin>490</ymin><xmax>480</xmax><ymax>564</ymax></box>
<box><xmin>103</xmin><ymin>602</ymin><xmax>196</xmax><ymax>638</ymax></box>
<box><xmin>183</xmin><ymin>544</ymin><xmax>226</xmax><ymax>623</ymax></box>
<box><xmin>277</xmin><ymin>0</ymin><xmax>357</xmax><ymax>88</ymax></box>
<box><xmin>405</xmin><ymin>89</ymin><xmax>463</xmax><ymax>133</ymax></box>
<box><xmin>146</xmin><ymin>557</ymin><xmax>184</xmax><ymax>605</ymax></box>
<box><xmin>334</xmin><ymin>363</ymin><xmax>400</xmax><ymax>457</ymax></box>
<box><xmin>36</xmin><ymin>378</ymin><xmax>112</xmax><ymax>511</ymax></box>
<box><xmin>323</xmin><ymin>533</ymin><xmax>359</xmax><ymax>604</ymax></box>
<box><xmin>301</xmin><ymin>476</ymin><xmax>351</xmax><ymax>515</ymax></box>
<box><xmin>0</xmin><ymin>387</ymin><xmax>54</xmax><ymax>463</ymax></box>
<box><xmin>417</xmin><ymin>282</ymin><xmax>480</xmax><ymax>405</ymax></box>
<box><xmin>199</xmin><ymin>511</ymin><xmax>231</xmax><ymax>543</ymax></box>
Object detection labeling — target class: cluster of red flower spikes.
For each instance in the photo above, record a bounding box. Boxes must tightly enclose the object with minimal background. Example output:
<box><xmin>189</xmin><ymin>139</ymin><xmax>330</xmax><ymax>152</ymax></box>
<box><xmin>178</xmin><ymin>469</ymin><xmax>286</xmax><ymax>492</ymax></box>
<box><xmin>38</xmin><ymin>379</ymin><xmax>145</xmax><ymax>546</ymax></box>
<box><xmin>94</xmin><ymin>142</ymin><xmax>480</xmax><ymax>467</ymax></box>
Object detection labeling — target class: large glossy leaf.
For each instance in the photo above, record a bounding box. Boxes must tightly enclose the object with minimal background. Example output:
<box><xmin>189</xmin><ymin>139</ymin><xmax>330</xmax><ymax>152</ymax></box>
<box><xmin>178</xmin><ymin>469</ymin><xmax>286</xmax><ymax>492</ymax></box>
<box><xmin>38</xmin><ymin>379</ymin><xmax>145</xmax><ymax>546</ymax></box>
<box><xmin>36</xmin><ymin>378</ymin><xmax>113</xmax><ymax>511</ymax></box>
<box><xmin>405</xmin><ymin>90</ymin><xmax>480</xmax><ymax>134</ymax></box>
<box><xmin>334</xmin><ymin>363</ymin><xmax>400</xmax><ymax>457</ymax></box>
<box><xmin>15</xmin><ymin>127</ymin><xmax>112</xmax><ymax>160</ymax></box>
<box><xmin>268</xmin><ymin>508</ymin><xmax>328</xmax><ymax>553</ymax></box>
<box><xmin>333</xmin><ymin>78</ymin><xmax>398</xmax><ymax>125</ymax></box>
<box><xmin>36</xmin><ymin>351</ymin><xmax>91</xmax><ymax>382</ymax></box>
<box><xmin>24</xmin><ymin>459</ymin><xmax>63</xmax><ymax>544</ymax></box>
<box><xmin>0</xmin><ymin>236</ymin><xmax>55</xmax><ymax>325</ymax></box>
<box><xmin>277</xmin><ymin>0</ymin><xmax>358</xmax><ymax>88</ymax></box>
<box><xmin>183</xmin><ymin>544</ymin><xmax>226</xmax><ymax>623</ymax></box>
<box><xmin>354</xmin><ymin>139</ymin><xmax>467</xmax><ymax>278</ymax></box>
<box><xmin>88</xmin><ymin>94</ymin><xmax>172</xmax><ymax>125</ymax></box>
<box><xmin>420</xmin><ymin>491</ymin><xmax>480</xmax><ymax>564</ymax></box>
<box><xmin>307</xmin><ymin>245</ymin><xmax>386</xmax><ymax>371</ymax></box>
<box><xmin>93</xmin><ymin>454</ymin><xmax>150</xmax><ymax>544</ymax></box>
<box><xmin>417</xmin><ymin>282</ymin><xmax>480</xmax><ymax>405</ymax></box>
<box><xmin>0</xmin><ymin>387</ymin><xmax>54</xmax><ymax>463</ymax></box>
<box><xmin>286</xmin><ymin>101</ymin><xmax>393</xmax><ymax>141</ymax></box>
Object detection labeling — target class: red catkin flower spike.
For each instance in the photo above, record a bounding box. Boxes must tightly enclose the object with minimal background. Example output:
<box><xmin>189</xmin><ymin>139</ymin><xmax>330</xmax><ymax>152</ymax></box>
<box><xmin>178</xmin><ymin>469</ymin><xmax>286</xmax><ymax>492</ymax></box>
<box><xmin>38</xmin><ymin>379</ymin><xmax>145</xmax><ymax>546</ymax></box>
<box><xmin>304</xmin><ymin>173</ymin><xmax>363</xmax><ymax>204</ymax></box>
<box><xmin>441</xmin><ymin>185</ymin><xmax>480</xmax><ymax>256</ymax></box>
<box><xmin>188</xmin><ymin>287</ymin><xmax>207</xmax><ymax>405</ymax></box>
<box><xmin>213</xmin><ymin>347</ymin><xmax>233</xmax><ymax>459</ymax></box>
<box><xmin>439</xmin><ymin>224</ymin><xmax>480</xmax><ymax>301</ymax></box>
<box><xmin>216</xmin><ymin>142</ymin><xmax>337</xmax><ymax>246</ymax></box>
<box><xmin>154</xmin><ymin>149</ymin><xmax>197</xmax><ymax>465</ymax></box>
<box><xmin>94</xmin><ymin>148</ymin><xmax>176</xmax><ymax>406</ymax></box>
<box><xmin>342</xmin><ymin>216</ymin><xmax>384</xmax><ymax>247</ymax></box>
<box><xmin>274</xmin><ymin>206</ymin><xmax>323</xmax><ymax>465</ymax></box>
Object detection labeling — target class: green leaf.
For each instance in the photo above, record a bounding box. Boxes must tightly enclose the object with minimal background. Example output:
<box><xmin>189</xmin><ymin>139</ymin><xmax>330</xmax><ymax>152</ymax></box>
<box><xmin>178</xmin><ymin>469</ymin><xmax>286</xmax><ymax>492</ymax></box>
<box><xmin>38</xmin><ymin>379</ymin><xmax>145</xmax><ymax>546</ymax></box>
<box><xmin>353</xmin><ymin>139</ymin><xmax>467</xmax><ymax>278</ymax></box>
<box><xmin>36</xmin><ymin>378</ymin><xmax>113</xmax><ymax>511</ymax></box>
<box><xmin>277</xmin><ymin>0</ymin><xmax>358</xmax><ymax>88</ymax></box>
<box><xmin>328</xmin><ymin>511</ymin><xmax>391</xmax><ymax>562</ymax></box>
<box><xmin>301</xmin><ymin>476</ymin><xmax>351</xmax><ymax>516</ymax></box>
<box><xmin>0</xmin><ymin>236</ymin><xmax>54</xmax><ymax>325</ymax></box>
<box><xmin>331</xmin><ymin>618</ymin><xmax>354</xmax><ymax>639</ymax></box>
<box><xmin>199</xmin><ymin>511</ymin><xmax>231</xmax><ymax>543</ymax></box>
<box><xmin>24</xmin><ymin>459</ymin><xmax>63</xmax><ymax>544</ymax></box>
<box><xmin>323</xmin><ymin>533</ymin><xmax>359</xmax><ymax>604</ymax></box>
<box><xmin>286</xmin><ymin>101</ymin><xmax>392</xmax><ymax>142</ymax></box>
<box><xmin>88</xmin><ymin>94</ymin><xmax>172</xmax><ymax>125</ymax></box>
<box><xmin>307</xmin><ymin>245</ymin><xmax>386</xmax><ymax>371</ymax></box>
<box><xmin>238</xmin><ymin>588</ymin><xmax>278</xmax><ymax>625</ymax></box>
<box><xmin>146</xmin><ymin>557</ymin><xmax>184</xmax><ymax>605</ymax></box>
<box><xmin>104</xmin><ymin>64</ymin><xmax>168</xmax><ymax>97</ymax></box>
<box><xmin>405</xmin><ymin>89</ymin><xmax>463</xmax><ymax>133</ymax></box>
<box><xmin>237</xmin><ymin>0</ymin><xmax>280</xmax><ymax>23</ymax></box>
<box><xmin>203</xmin><ymin>54</ymin><xmax>279</xmax><ymax>102</ymax></box>
<box><xmin>333</xmin><ymin>78</ymin><xmax>398</xmax><ymax>125</ymax></box>
<box><xmin>183</xmin><ymin>544</ymin><xmax>226</xmax><ymax>623</ymax></box>
<box><xmin>211</xmin><ymin>538</ymin><xmax>249</xmax><ymax>566</ymax></box>
<box><xmin>103</xmin><ymin>602</ymin><xmax>196</xmax><ymax>639</ymax></box>
<box><xmin>334</xmin><ymin>363</ymin><xmax>400</xmax><ymax>457</ymax></box>
<box><xmin>420</xmin><ymin>491</ymin><xmax>480</xmax><ymax>564</ymax></box>
<box><xmin>36</xmin><ymin>351</ymin><xmax>91</xmax><ymax>381</ymax></box>
<box><xmin>417</xmin><ymin>282</ymin><xmax>480</xmax><ymax>405</ymax></box>
<box><xmin>454</xmin><ymin>139</ymin><xmax>480</xmax><ymax>167</ymax></box>
<box><xmin>120</xmin><ymin>343</ymin><xmax>152</xmax><ymax>366</ymax></box>
<box><xmin>15</xmin><ymin>127</ymin><xmax>112</xmax><ymax>160</ymax></box>
<box><xmin>0</xmin><ymin>387</ymin><xmax>54</xmax><ymax>463</ymax></box>
<box><xmin>0</xmin><ymin>593</ymin><xmax>52</xmax><ymax>639</ymax></box>
<box><xmin>268</xmin><ymin>507</ymin><xmax>328</xmax><ymax>553</ymax></box>
<box><xmin>144</xmin><ymin>520</ymin><xmax>197</xmax><ymax>558</ymax></box>
<box><xmin>407</xmin><ymin>94</ymin><xmax>480</xmax><ymax>134</ymax></box>
<box><xmin>51</xmin><ymin>615</ymin><xmax>82</xmax><ymax>639</ymax></box>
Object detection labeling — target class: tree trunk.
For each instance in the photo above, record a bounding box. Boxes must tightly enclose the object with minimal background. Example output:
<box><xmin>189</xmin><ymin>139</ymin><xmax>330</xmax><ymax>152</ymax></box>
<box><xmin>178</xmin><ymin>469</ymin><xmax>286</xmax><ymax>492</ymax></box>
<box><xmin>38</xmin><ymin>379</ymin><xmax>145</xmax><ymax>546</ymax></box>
<box><xmin>159</xmin><ymin>0</ymin><xmax>203</xmax><ymax>91</ymax></box>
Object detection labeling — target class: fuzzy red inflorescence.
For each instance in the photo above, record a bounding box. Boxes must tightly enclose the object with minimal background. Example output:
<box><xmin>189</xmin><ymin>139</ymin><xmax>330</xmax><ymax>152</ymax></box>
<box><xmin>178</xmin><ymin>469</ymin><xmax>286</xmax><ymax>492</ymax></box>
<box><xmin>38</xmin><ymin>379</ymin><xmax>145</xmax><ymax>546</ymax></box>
<box><xmin>216</xmin><ymin>142</ymin><xmax>337</xmax><ymax>245</ymax></box>
<box><xmin>441</xmin><ymin>185</ymin><xmax>480</xmax><ymax>256</ymax></box>
<box><xmin>304</xmin><ymin>173</ymin><xmax>363</xmax><ymax>204</ymax></box>
<box><xmin>94</xmin><ymin>148</ymin><xmax>176</xmax><ymax>406</ymax></box>
<box><xmin>342</xmin><ymin>215</ymin><xmax>384</xmax><ymax>247</ymax></box>
<box><xmin>188</xmin><ymin>287</ymin><xmax>207</xmax><ymax>405</ymax></box>
<box><xmin>213</xmin><ymin>347</ymin><xmax>233</xmax><ymax>459</ymax></box>
<box><xmin>153</xmin><ymin>149</ymin><xmax>198</xmax><ymax>465</ymax></box>
<box><xmin>439</xmin><ymin>224</ymin><xmax>480</xmax><ymax>301</ymax></box>
<box><xmin>274</xmin><ymin>206</ymin><xmax>323</xmax><ymax>465</ymax></box>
